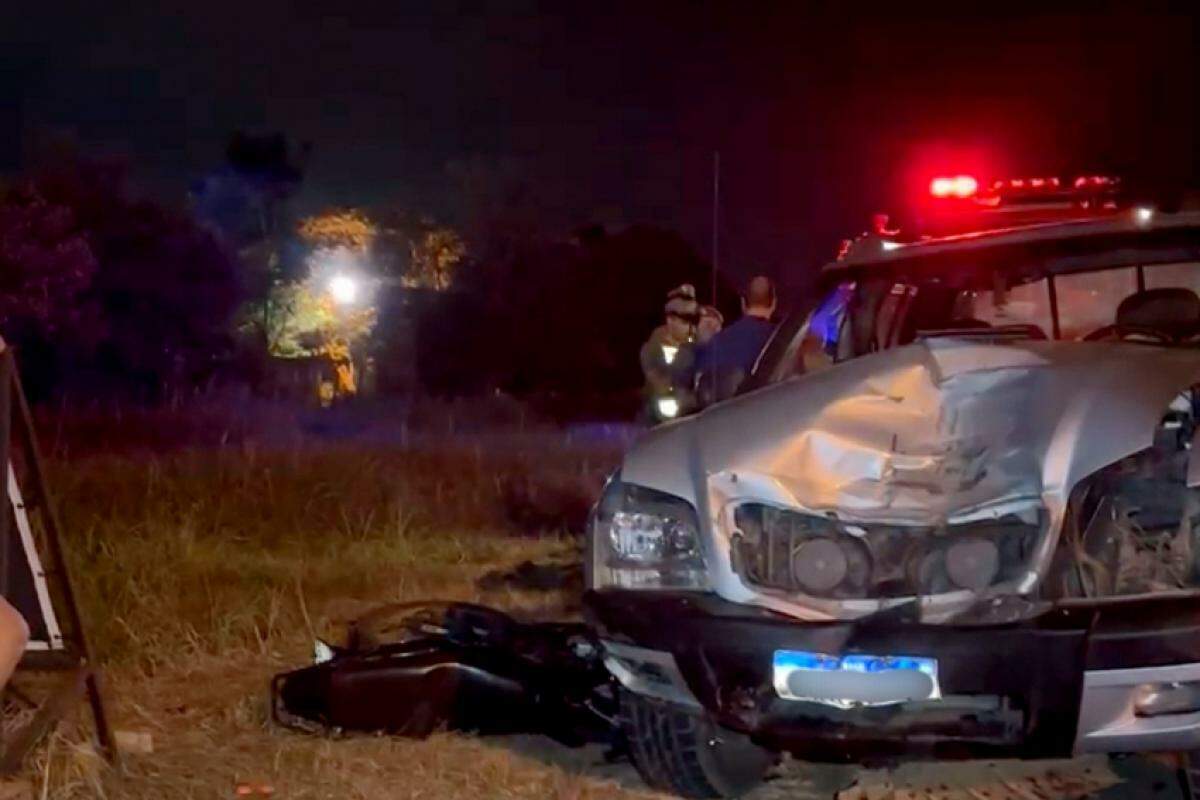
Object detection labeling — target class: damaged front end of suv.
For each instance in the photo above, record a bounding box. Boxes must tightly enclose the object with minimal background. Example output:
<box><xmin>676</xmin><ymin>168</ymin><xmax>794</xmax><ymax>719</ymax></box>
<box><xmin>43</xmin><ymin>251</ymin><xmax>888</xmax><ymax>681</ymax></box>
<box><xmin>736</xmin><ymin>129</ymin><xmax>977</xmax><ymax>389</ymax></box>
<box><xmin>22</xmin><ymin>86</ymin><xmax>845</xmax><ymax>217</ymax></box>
<box><xmin>585</xmin><ymin>211</ymin><xmax>1200</xmax><ymax>798</ymax></box>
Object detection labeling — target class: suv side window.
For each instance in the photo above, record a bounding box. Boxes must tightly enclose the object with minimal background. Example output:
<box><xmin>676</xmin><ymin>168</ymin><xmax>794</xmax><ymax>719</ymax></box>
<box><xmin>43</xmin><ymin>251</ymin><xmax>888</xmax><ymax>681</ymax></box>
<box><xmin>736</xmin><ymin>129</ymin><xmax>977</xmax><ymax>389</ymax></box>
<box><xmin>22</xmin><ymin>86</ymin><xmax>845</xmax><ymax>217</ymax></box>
<box><xmin>1145</xmin><ymin>261</ymin><xmax>1200</xmax><ymax>293</ymax></box>
<box><xmin>952</xmin><ymin>277</ymin><xmax>1053</xmax><ymax>339</ymax></box>
<box><xmin>754</xmin><ymin>283</ymin><xmax>854</xmax><ymax>385</ymax></box>
<box><xmin>757</xmin><ymin>280</ymin><xmax>912</xmax><ymax>386</ymax></box>
<box><xmin>1053</xmin><ymin>268</ymin><xmax>1137</xmax><ymax>340</ymax></box>
<box><xmin>874</xmin><ymin>282</ymin><xmax>916</xmax><ymax>350</ymax></box>
<box><xmin>799</xmin><ymin>282</ymin><xmax>856</xmax><ymax>373</ymax></box>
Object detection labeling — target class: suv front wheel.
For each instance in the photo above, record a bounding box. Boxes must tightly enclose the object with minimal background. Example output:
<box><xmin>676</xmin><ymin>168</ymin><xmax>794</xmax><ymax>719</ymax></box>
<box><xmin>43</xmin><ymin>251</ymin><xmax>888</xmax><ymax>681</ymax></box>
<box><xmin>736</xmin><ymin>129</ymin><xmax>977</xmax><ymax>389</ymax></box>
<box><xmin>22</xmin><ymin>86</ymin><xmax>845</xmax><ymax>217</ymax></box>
<box><xmin>619</xmin><ymin>689</ymin><xmax>776</xmax><ymax>798</ymax></box>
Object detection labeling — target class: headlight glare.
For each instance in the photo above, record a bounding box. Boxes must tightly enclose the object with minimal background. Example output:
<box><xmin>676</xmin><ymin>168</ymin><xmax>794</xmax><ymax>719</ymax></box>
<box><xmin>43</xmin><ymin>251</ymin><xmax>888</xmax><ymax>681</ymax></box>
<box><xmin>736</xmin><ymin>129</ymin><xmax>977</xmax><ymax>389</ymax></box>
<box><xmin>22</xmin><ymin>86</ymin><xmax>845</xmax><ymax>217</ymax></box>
<box><xmin>610</xmin><ymin>511</ymin><xmax>699</xmax><ymax>562</ymax></box>
<box><xmin>590</xmin><ymin>480</ymin><xmax>708</xmax><ymax>590</ymax></box>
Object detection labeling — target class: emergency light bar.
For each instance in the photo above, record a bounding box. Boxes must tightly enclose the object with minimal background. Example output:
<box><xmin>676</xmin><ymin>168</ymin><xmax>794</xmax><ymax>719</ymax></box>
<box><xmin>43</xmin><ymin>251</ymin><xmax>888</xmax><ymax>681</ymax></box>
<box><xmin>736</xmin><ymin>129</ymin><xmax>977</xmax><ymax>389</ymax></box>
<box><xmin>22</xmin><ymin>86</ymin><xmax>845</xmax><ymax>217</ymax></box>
<box><xmin>837</xmin><ymin>171</ymin><xmax>1126</xmax><ymax>260</ymax></box>
<box><xmin>992</xmin><ymin>177</ymin><xmax>1060</xmax><ymax>191</ymax></box>
<box><xmin>929</xmin><ymin>173</ymin><xmax>1120</xmax><ymax>204</ymax></box>
<box><xmin>1074</xmin><ymin>175</ymin><xmax>1117</xmax><ymax>189</ymax></box>
<box><xmin>929</xmin><ymin>175</ymin><xmax>978</xmax><ymax>199</ymax></box>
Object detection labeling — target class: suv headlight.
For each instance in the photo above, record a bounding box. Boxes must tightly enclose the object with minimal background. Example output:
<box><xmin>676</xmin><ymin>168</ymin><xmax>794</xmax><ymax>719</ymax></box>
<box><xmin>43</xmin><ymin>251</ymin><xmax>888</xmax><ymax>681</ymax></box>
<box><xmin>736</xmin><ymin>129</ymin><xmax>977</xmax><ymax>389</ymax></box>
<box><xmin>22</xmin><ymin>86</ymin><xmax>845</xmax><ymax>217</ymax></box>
<box><xmin>589</xmin><ymin>477</ymin><xmax>709</xmax><ymax>591</ymax></box>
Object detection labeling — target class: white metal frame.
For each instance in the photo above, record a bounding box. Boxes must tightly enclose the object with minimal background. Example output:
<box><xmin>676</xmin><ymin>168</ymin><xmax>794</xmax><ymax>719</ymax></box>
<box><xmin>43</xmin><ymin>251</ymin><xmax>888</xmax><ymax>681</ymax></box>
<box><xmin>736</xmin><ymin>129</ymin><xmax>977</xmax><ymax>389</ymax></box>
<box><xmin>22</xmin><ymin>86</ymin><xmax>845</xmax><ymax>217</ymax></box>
<box><xmin>7</xmin><ymin>462</ymin><xmax>63</xmax><ymax>651</ymax></box>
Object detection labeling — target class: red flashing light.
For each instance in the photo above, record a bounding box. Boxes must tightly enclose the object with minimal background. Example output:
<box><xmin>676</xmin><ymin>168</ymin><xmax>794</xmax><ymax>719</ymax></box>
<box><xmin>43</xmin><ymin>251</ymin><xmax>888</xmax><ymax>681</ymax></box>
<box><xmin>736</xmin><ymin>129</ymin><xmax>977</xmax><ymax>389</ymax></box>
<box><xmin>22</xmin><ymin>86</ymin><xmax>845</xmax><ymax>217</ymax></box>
<box><xmin>930</xmin><ymin>175</ymin><xmax>978</xmax><ymax>199</ymax></box>
<box><xmin>1075</xmin><ymin>175</ymin><xmax>1115</xmax><ymax>188</ymax></box>
<box><xmin>1005</xmin><ymin>177</ymin><xmax>1064</xmax><ymax>192</ymax></box>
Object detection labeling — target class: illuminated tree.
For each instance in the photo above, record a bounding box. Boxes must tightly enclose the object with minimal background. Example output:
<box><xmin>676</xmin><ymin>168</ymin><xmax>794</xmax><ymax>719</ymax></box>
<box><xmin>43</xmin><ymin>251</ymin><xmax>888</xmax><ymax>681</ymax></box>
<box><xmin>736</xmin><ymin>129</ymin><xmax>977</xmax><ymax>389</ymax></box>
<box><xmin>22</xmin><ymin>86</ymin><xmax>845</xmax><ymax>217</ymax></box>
<box><xmin>404</xmin><ymin>227</ymin><xmax>466</xmax><ymax>290</ymax></box>
<box><xmin>240</xmin><ymin>208</ymin><xmax>378</xmax><ymax>397</ymax></box>
<box><xmin>297</xmin><ymin>208</ymin><xmax>375</xmax><ymax>251</ymax></box>
<box><xmin>375</xmin><ymin>210</ymin><xmax>466</xmax><ymax>290</ymax></box>
<box><xmin>246</xmin><ymin>282</ymin><xmax>322</xmax><ymax>359</ymax></box>
<box><xmin>252</xmin><ymin>281</ymin><xmax>376</xmax><ymax>359</ymax></box>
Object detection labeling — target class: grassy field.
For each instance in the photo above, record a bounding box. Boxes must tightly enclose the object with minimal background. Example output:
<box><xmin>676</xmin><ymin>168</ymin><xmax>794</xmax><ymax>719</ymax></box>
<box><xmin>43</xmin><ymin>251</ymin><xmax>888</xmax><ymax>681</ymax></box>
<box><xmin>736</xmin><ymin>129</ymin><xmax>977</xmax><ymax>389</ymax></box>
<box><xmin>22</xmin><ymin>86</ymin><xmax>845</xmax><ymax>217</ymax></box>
<box><xmin>16</xmin><ymin>402</ymin><xmax>679</xmax><ymax>799</ymax></box>
<box><xmin>12</xmin><ymin>402</ymin><xmax>1140</xmax><ymax>800</ymax></box>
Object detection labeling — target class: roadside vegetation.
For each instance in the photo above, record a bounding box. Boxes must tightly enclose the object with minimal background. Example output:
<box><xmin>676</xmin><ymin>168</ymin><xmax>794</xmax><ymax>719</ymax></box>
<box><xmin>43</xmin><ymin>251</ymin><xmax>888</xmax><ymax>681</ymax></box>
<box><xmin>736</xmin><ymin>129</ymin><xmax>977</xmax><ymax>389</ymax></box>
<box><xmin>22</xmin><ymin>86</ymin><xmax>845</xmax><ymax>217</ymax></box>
<box><xmin>18</xmin><ymin>401</ymin><xmax>668</xmax><ymax>799</ymax></box>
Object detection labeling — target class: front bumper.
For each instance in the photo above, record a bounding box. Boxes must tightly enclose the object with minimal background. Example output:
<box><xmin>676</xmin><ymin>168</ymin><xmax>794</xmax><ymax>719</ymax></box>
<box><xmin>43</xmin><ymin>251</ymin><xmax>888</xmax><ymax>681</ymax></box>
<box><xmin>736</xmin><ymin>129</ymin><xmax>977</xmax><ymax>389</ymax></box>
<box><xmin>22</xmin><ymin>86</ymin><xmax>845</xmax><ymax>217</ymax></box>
<box><xmin>584</xmin><ymin>590</ymin><xmax>1200</xmax><ymax>762</ymax></box>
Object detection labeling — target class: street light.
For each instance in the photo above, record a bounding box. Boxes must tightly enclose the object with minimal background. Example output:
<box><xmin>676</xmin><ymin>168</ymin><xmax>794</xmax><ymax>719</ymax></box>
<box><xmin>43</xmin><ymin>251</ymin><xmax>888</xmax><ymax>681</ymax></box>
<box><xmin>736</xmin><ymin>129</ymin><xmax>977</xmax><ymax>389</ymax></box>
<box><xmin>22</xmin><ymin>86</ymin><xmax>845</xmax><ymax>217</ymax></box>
<box><xmin>328</xmin><ymin>274</ymin><xmax>358</xmax><ymax>305</ymax></box>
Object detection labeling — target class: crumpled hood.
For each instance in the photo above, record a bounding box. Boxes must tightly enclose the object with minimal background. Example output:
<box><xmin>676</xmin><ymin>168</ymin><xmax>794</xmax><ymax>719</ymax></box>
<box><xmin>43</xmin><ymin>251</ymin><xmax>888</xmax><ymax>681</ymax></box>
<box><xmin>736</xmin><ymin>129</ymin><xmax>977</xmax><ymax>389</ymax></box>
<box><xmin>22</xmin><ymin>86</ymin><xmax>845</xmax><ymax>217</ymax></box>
<box><xmin>623</xmin><ymin>339</ymin><xmax>1200</xmax><ymax>528</ymax></box>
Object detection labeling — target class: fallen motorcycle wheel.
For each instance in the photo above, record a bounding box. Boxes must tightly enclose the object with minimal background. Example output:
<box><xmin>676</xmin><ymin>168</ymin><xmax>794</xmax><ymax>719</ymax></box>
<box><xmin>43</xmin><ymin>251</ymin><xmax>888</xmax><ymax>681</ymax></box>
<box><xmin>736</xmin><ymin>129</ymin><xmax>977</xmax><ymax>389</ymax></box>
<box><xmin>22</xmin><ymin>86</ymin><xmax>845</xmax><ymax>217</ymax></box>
<box><xmin>619</xmin><ymin>689</ymin><xmax>775</xmax><ymax>799</ymax></box>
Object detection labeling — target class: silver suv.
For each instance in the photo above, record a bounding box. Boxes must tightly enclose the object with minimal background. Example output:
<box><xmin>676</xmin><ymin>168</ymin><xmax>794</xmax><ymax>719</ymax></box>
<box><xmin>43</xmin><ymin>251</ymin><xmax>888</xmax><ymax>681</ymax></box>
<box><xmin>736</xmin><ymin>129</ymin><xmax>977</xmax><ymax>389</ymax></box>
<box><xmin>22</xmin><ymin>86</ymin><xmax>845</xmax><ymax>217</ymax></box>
<box><xmin>586</xmin><ymin>204</ymin><xmax>1200</xmax><ymax>797</ymax></box>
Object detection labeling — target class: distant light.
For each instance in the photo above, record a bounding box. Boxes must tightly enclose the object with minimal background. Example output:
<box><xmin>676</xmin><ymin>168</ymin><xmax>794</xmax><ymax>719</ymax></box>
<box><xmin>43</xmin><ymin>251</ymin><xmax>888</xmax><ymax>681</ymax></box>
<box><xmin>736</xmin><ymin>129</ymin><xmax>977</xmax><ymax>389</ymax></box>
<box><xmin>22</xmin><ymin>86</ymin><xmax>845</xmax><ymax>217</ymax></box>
<box><xmin>328</xmin><ymin>274</ymin><xmax>358</xmax><ymax>304</ymax></box>
<box><xmin>656</xmin><ymin>396</ymin><xmax>680</xmax><ymax>419</ymax></box>
<box><xmin>880</xmin><ymin>240</ymin><xmax>902</xmax><ymax>252</ymax></box>
<box><xmin>930</xmin><ymin>175</ymin><xmax>978</xmax><ymax>199</ymax></box>
<box><xmin>1135</xmin><ymin>207</ymin><xmax>1155</xmax><ymax>225</ymax></box>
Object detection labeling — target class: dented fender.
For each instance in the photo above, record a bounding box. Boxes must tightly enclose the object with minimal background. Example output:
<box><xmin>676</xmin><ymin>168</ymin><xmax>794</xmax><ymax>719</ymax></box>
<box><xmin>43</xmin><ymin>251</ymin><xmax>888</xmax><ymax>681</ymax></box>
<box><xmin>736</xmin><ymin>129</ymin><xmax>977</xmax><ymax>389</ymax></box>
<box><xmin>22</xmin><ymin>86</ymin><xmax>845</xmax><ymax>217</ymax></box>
<box><xmin>620</xmin><ymin>339</ymin><xmax>1200</xmax><ymax>621</ymax></box>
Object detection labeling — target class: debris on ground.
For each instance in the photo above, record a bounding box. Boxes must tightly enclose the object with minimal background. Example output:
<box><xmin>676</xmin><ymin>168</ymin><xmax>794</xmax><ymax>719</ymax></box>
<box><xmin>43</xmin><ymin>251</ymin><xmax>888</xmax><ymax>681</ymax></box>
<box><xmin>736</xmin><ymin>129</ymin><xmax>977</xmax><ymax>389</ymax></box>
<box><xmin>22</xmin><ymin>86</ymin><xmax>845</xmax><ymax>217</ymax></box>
<box><xmin>835</xmin><ymin>756</ymin><xmax>1121</xmax><ymax>800</ymax></box>
<box><xmin>113</xmin><ymin>730</ymin><xmax>154</xmax><ymax>755</ymax></box>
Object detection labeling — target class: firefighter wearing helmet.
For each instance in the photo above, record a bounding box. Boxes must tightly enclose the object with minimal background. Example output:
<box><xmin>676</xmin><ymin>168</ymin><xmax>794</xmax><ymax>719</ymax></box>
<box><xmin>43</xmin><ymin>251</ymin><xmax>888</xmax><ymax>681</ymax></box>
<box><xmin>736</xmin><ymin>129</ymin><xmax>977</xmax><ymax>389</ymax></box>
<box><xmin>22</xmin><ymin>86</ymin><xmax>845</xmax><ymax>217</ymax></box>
<box><xmin>640</xmin><ymin>284</ymin><xmax>698</xmax><ymax>422</ymax></box>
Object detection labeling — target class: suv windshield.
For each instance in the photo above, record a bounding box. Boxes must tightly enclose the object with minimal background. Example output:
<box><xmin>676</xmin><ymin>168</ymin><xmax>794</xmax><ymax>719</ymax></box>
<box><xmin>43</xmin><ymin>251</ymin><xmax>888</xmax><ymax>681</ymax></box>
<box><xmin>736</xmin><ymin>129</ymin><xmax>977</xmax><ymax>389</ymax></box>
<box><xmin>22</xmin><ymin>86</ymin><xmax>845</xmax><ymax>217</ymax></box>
<box><xmin>758</xmin><ymin>259</ymin><xmax>1200</xmax><ymax>385</ymax></box>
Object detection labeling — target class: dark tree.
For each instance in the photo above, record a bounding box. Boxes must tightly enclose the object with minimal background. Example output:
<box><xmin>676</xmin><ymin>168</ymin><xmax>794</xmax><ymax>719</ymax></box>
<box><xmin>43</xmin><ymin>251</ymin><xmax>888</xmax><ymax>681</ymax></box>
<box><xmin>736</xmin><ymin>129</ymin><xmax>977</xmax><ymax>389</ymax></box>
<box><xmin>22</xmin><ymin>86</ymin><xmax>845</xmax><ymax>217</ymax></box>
<box><xmin>192</xmin><ymin>132</ymin><xmax>306</xmax><ymax>244</ymax></box>
<box><xmin>0</xmin><ymin>184</ymin><xmax>97</xmax><ymax>340</ymax></box>
<box><xmin>24</xmin><ymin>158</ymin><xmax>243</xmax><ymax>398</ymax></box>
<box><xmin>0</xmin><ymin>183</ymin><xmax>100</xmax><ymax>396</ymax></box>
<box><xmin>417</xmin><ymin>224</ymin><xmax>738</xmax><ymax>413</ymax></box>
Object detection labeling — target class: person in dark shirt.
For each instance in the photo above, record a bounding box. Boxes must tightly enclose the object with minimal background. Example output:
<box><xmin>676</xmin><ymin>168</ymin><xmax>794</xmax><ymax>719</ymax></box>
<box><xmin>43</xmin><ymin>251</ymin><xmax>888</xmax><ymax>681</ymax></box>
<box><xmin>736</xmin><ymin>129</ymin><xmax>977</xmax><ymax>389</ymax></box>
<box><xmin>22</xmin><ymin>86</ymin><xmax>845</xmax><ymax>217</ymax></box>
<box><xmin>673</xmin><ymin>304</ymin><xmax>724</xmax><ymax>415</ymax></box>
<box><xmin>695</xmin><ymin>276</ymin><xmax>778</xmax><ymax>405</ymax></box>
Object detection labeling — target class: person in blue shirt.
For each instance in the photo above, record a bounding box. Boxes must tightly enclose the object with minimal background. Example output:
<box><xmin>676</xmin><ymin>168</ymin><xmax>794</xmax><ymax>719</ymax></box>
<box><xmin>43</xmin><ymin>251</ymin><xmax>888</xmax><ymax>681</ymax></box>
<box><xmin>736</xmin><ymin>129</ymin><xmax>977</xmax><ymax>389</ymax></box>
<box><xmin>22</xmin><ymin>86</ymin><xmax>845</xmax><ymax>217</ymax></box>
<box><xmin>672</xmin><ymin>304</ymin><xmax>724</xmax><ymax>416</ymax></box>
<box><xmin>695</xmin><ymin>276</ymin><xmax>778</xmax><ymax>405</ymax></box>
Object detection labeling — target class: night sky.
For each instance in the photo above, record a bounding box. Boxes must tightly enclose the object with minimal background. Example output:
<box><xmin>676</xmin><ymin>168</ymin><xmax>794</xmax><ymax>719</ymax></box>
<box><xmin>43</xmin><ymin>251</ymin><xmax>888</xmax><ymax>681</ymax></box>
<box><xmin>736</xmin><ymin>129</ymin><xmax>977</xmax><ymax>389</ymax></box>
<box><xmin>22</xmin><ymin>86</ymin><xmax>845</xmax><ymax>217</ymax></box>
<box><xmin>3</xmin><ymin>2</ymin><xmax>1198</xmax><ymax>288</ymax></box>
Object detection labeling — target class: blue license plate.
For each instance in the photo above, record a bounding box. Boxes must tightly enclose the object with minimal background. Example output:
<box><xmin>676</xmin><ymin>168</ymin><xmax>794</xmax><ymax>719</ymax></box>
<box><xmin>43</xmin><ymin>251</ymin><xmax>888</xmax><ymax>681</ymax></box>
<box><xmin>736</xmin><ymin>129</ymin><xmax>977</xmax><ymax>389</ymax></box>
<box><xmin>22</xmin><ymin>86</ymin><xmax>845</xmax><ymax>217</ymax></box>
<box><xmin>772</xmin><ymin>649</ymin><xmax>940</xmax><ymax>707</ymax></box>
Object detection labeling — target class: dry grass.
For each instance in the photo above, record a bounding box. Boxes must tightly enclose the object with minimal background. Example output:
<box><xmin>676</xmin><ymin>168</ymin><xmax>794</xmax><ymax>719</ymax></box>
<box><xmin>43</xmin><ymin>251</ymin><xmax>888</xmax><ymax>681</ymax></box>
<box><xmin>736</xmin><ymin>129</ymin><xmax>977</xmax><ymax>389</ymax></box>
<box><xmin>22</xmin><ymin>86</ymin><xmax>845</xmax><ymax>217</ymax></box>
<box><xmin>11</xmin><ymin>405</ymin><xmax>1117</xmax><ymax>800</ymax></box>
<box><xmin>12</xmin><ymin>407</ymin><xmax>669</xmax><ymax>799</ymax></box>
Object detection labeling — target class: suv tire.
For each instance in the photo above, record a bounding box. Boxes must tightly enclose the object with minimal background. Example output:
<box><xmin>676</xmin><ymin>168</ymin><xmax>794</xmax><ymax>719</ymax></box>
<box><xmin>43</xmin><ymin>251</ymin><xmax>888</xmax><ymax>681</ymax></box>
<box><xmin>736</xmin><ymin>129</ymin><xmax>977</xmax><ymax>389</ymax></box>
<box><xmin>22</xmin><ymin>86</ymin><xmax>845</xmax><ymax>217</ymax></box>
<box><xmin>619</xmin><ymin>688</ymin><xmax>775</xmax><ymax>798</ymax></box>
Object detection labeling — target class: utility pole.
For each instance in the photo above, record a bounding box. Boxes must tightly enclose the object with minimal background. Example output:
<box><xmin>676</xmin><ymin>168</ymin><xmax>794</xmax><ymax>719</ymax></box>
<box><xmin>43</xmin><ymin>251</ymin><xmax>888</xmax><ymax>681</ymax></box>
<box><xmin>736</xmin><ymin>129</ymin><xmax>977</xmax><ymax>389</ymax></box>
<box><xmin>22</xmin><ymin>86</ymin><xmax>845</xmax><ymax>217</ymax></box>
<box><xmin>705</xmin><ymin>151</ymin><xmax>721</xmax><ymax>405</ymax></box>
<box><xmin>711</xmin><ymin>151</ymin><xmax>720</xmax><ymax>306</ymax></box>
